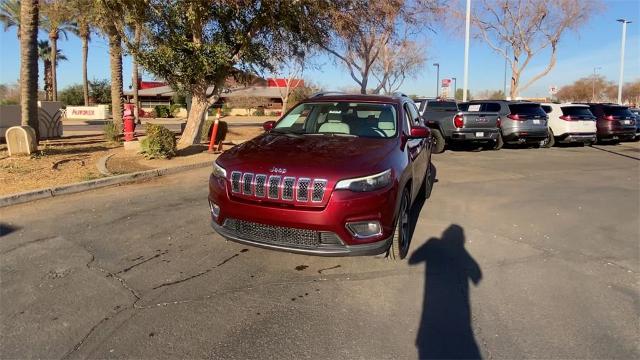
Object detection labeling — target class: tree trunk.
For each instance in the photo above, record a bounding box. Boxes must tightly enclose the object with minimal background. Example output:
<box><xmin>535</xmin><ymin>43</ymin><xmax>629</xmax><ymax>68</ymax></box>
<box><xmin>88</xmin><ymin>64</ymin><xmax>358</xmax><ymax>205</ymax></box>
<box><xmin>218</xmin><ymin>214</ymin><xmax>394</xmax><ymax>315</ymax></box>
<box><xmin>49</xmin><ymin>30</ymin><xmax>58</xmax><ymax>101</ymax></box>
<box><xmin>82</xmin><ymin>32</ymin><xmax>89</xmax><ymax>106</ymax></box>
<box><xmin>108</xmin><ymin>30</ymin><xmax>123</xmax><ymax>128</ymax></box>
<box><xmin>177</xmin><ymin>87</ymin><xmax>210</xmax><ymax>149</ymax></box>
<box><xmin>509</xmin><ymin>52</ymin><xmax>520</xmax><ymax>99</ymax></box>
<box><xmin>44</xmin><ymin>60</ymin><xmax>52</xmax><ymax>101</ymax></box>
<box><xmin>20</xmin><ymin>0</ymin><xmax>39</xmax><ymax>140</ymax></box>
<box><xmin>132</xmin><ymin>24</ymin><xmax>141</xmax><ymax>124</ymax></box>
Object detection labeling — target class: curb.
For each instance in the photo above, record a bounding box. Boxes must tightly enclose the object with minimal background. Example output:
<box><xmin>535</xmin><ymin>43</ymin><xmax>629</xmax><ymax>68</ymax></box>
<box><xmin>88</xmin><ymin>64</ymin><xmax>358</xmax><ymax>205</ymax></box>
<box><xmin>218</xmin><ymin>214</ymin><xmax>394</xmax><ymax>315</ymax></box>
<box><xmin>0</xmin><ymin>161</ymin><xmax>212</xmax><ymax>209</ymax></box>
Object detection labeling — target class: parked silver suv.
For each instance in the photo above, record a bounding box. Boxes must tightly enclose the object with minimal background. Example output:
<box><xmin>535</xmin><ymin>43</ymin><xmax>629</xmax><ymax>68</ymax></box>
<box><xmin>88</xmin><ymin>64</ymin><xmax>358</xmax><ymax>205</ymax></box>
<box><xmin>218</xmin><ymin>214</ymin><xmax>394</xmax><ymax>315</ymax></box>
<box><xmin>467</xmin><ymin>100</ymin><xmax>549</xmax><ymax>145</ymax></box>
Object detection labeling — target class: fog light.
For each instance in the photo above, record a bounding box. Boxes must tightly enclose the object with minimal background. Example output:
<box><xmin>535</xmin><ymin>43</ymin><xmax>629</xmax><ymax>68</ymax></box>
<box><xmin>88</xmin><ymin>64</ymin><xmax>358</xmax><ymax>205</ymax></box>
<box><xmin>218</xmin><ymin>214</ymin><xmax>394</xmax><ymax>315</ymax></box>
<box><xmin>346</xmin><ymin>221</ymin><xmax>382</xmax><ymax>239</ymax></box>
<box><xmin>209</xmin><ymin>200</ymin><xmax>220</xmax><ymax>219</ymax></box>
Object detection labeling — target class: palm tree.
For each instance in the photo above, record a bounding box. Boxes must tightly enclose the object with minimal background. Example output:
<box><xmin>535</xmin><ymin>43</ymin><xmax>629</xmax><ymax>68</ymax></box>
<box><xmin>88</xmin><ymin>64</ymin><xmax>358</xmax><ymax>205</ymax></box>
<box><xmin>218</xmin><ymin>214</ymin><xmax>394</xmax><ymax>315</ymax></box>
<box><xmin>40</xmin><ymin>0</ymin><xmax>76</xmax><ymax>102</ymax></box>
<box><xmin>69</xmin><ymin>0</ymin><xmax>93</xmax><ymax>106</ymax></box>
<box><xmin>37</xmin><ymin>39</ymin><xmax>67</xmax><ymax>101</ymax></box>
<box><xmin>0</xmin><ymin>0</ymin><xmax>20</xmax><ymax>38</ymax></box>
<box><xmin>19</xmin><ymin>0</ymin><xmax>39</xmax><ymax>140</ymax></box>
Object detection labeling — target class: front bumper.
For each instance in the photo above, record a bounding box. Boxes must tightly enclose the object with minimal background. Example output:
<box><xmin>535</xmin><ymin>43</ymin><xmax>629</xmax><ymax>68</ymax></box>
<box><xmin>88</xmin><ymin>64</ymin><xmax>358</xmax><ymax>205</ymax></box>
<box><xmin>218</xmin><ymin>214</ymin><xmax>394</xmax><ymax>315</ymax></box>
<box><xmin>211</xmin><ymin>220</ymin><xmax>391</xmax><ymax>256</ymax></box>
<box><xmin>557</xmin><ymin>133</ymin><xmax>597</xmax><ymax>143</ymax></box>
<box><xmin>449</xmin><ymin>129</ymin><xmax>500</xmax><ymax>141</ymax></box>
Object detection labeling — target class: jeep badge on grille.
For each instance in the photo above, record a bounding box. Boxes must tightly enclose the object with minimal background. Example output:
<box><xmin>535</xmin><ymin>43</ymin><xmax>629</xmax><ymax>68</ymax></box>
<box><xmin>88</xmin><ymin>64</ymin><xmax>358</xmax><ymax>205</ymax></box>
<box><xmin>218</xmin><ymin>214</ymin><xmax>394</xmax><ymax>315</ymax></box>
<box><xmin>270</xmin><ymin>167</ymin><xmax>287</xmax><ymax>174</ymax></box>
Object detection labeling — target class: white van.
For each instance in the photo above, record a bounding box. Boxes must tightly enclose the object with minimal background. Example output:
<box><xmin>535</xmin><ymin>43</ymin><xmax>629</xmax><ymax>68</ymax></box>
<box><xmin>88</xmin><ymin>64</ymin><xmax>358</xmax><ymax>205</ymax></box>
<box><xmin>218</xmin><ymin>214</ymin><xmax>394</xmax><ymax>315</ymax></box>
<box><xmin>540</xmin><ymin>103</ymin><xmax>597</xmax><ymax>147</ymax></box>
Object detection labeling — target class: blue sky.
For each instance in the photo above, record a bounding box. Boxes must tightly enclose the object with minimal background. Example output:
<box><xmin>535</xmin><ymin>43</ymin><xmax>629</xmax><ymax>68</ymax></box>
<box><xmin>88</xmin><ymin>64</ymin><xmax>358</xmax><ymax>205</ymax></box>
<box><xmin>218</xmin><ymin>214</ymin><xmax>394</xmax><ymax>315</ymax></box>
<box><xmin>1</xmin><ymin>0</ymin><xmax>638</xmax><ymax>98</ymax></box>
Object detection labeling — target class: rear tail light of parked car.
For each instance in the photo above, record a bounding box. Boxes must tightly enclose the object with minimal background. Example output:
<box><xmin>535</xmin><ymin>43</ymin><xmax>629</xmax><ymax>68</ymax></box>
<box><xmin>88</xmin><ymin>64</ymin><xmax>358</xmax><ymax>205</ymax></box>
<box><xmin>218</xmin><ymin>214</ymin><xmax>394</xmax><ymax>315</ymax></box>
<box><xmin>496</xmin><ymin>117</ymin><xmax>501</xmax><ymax>127</ymax></box>
<box><xmin>559</xmin><ymin>115</ymin><xmax>572</xmax><ymax>121</ymax></box>
<box><xmin>605</xmin><ymin>115</ymin><xmax>615</xmax><ymax>121</ymax></box>
<box><xmin>453</xmin><ymin>114</ymin><xmax>464</xmax><ymax>128</ymax></box>
<box><xmin>507</xmin><ymin>114</ymin><xmax>523</xmax><ymax>120</ymax></box>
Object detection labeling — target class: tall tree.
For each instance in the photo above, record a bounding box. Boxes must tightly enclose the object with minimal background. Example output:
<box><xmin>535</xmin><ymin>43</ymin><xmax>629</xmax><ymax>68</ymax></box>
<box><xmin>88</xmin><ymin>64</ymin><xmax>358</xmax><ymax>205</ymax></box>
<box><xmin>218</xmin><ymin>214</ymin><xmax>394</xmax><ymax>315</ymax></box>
<box><xmin>273</xmin><ymin>58</ymin><xmax>305</xmax><ymax>113</ymax></box>
<box><xmin>93</xmin><ymin>1</ymin><xmax>124</xmax><ymax>128</ymax></box>
<box><xmin>0</xmin><ymin>0</ymin><xmax>21</xmax><ymax>38</ymax></box>
<box><xmin>371</xmin><ymin>37</ymin><xmax>425</xmax><ymax>95</ymax></box>
<box><xmin>102</xmin><ymin>0</ymin><xmax>336</xmax><ymax>148</ymax></box>
<box><xmin>41</xmin><ymin>0</ymin><xmax>76</xmax><ymax>102</ymax></box>
<box><xmin>19</xmin><ymin>0</ymin><xmax>39</xmax><ymax>139</ymax></box>
<box><xmin>471</xmin><ymin>0</ymin><xmax>599</xmax><ymax>98</ymax></box>
<box><xmin>69</xmin><ymin>0</ymin><xmax>94</xmax><ymax>106</ymax></box>
<box><xmin>131</xmin><ymin>22</ymin><xmax>141</xmax><ymax>123</ymax></box>
<box><xmin>37</xmin><ymin>39</ymin><xmax>67</xmax><ymax>101</ymax></box>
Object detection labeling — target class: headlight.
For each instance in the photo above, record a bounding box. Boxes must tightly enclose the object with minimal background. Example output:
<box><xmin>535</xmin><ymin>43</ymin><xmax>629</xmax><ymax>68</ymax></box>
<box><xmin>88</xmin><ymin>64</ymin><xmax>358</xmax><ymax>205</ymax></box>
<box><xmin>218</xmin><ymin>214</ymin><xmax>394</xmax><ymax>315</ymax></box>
<box><xmin>335</xmin><ymin>169</ymin><xmax>392</xmax><ymax>192</ymax></box>
<box><xmin>212</xmin><ymin>161</ymin><xmax>227</xmax><ymax>178</ymax></box>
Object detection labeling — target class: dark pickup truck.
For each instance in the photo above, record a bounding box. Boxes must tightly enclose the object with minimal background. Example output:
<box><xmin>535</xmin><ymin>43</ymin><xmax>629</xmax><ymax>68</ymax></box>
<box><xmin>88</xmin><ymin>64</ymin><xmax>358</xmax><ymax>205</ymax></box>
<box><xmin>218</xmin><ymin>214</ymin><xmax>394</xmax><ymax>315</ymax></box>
<box><xmin>414</xmin><ymin>98</ymin><xmax>502</xmax><ymax>153</ymax></box>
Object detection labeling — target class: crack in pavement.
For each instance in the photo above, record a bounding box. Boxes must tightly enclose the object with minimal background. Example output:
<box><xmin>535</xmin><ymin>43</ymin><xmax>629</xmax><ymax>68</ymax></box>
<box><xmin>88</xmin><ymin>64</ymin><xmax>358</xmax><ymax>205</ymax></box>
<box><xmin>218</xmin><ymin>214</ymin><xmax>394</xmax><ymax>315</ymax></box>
<box><xmin>116</xmin><ymin>250</ymin><xmax>169</xmax><ymax>275</ymax></box>
<box><xmin>152</xmin><ymin>253</ymin><xmax>240</xmax><ymax>290</ymax></box>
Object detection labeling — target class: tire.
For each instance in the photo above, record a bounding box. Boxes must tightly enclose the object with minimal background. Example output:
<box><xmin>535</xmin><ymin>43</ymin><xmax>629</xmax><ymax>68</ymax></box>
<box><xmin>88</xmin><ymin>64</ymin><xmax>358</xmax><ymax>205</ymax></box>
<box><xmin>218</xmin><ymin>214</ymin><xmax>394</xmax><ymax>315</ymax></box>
<box><xmin>542</xmin><ymin>128</ymin><xmax>555</xmax><ymax>148</ymax></box>
<box><xmin>389</xmin><ymin>189</ymin><xmax>411</xmax><ymax>260</ymax></box>
<box><xmin>422</xmin><ymin>161</ymin><xmax>434</xmax><ymax>200</ymax></box>
<box><xmin>493</xmin><ymin>131</ymin><xmax>504</xmax><ymax>150</ymax></box>
<box><xmin>431</xmin><ymin>129</ymin><xmax>445</xmax><ymax>154</ymax></box>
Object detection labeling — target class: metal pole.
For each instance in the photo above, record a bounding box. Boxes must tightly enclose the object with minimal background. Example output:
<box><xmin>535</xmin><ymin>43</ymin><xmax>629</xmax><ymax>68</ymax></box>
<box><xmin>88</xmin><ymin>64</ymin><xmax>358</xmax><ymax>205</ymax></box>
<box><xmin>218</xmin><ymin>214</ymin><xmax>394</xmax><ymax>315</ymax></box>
<box><xmin>592</xmin><ymin>67</ymin><xmax>600</xmax><ymax>102</ymax></box>
<box><xmin>452</xmin><ymin>77</ymin><xmax>457</xmax><ymax>100</ymax></box>
<box><xmin>617</xmin><ymin>19</ymin><xmax>631</xmax><ymax>104</ymax></box>
<box><xmin>463</xmin><ymin>0</ymin><xmax>471</xmax><ymax>102</ymax></box>
<box><xmin>433</xmin><ymin>63</ymin><xmax>440</xmax><ymax>97</ymax></box>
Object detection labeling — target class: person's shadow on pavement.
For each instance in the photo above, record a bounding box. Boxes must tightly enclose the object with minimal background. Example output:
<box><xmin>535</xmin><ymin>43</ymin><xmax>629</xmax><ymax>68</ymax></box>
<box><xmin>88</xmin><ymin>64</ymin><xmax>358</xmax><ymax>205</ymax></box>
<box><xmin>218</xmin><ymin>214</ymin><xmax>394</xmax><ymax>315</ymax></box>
<box><xmin>409</xmin><ymin>224</ymin><xmax>483</xmax><ymax>360</ymax></box>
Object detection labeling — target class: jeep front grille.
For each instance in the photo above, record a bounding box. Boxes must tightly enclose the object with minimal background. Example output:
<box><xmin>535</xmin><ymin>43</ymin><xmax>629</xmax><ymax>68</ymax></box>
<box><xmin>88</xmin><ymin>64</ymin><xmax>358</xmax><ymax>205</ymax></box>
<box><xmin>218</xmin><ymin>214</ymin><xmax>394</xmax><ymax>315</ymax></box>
<box><xmin>224</xmin><ymin>219</ymin><xmax>320</xmax><ymax>248</ymax></box>
<box><xmin>230</xmin><ymin>171</ymin><xmax>327</xmax><ymax>203</ymax></box>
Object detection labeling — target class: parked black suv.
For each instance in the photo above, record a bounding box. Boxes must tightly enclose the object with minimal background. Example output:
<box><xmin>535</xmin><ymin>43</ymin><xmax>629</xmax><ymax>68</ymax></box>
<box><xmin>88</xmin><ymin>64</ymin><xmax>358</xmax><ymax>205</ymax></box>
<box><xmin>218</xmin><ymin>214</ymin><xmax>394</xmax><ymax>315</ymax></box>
<box><xmin>579</xmin><ymin>103</ymin><xmax>636</xmax><ymax>142</ymax></box>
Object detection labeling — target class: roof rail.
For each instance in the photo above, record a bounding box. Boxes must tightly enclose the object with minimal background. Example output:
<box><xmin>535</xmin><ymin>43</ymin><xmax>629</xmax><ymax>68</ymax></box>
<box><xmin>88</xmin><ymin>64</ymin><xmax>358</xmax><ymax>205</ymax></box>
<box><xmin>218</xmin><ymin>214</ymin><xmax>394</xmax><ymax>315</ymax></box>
<box><xmin>309</xmin><ymin>91</ymin><xmax>346</xmax><ymax>98</ymax></box>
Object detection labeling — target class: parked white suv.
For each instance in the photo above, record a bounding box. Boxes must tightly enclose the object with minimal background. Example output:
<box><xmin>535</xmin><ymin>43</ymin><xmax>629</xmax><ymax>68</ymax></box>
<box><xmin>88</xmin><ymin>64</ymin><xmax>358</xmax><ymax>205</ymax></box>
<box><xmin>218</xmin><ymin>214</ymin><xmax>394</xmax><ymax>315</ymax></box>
<box><xmin>541</xmin><ymin>103</ymin><xmax>597</xmax><ymax>147</ymax></box>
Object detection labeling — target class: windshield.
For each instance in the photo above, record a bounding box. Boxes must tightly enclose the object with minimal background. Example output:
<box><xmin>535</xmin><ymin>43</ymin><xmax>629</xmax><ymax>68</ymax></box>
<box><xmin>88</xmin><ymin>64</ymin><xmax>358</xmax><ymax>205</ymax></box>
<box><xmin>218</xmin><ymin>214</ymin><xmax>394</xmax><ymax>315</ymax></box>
<box><xmin>274</xmin><ymin>102</ymin><xmax>398</xmax><ymax>138</ymax></box>
<box><xmin>508</xmin><ymin>103</ymin><xmax>547</xmax><ymax>117</ymax></box>
<box><xmin>561</xmin><ymin>106</ymin><xmax>595</xmax><ymax>118</ymax></box>
<box><xmin>603</xmin><ymin>106</ymin><xmax>634</xmax><ymax>118</ymax></box>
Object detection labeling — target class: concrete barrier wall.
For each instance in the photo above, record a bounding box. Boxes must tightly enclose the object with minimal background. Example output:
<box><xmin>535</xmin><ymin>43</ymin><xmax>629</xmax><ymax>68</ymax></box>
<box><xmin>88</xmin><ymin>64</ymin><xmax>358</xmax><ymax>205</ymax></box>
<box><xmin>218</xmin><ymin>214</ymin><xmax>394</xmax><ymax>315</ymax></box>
<box><xmin>0</xmin><ymin>101</ymin><xmax>63</xmax><ymax>139</ymax></box>
<box><xmin>65</xmin><ymin>105</ymin><xmax>110</xmax><ymax>120</ymax></box>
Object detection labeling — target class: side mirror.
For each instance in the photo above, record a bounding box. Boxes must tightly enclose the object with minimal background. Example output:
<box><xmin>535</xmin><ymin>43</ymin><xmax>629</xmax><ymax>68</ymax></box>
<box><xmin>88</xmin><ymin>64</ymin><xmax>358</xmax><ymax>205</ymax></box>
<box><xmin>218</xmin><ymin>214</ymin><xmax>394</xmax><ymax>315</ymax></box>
<box><xmin>408</xmin><ymin>126</ymin><xmax>431</xmax><ymax>139</ymax></box>
<box><xmin>263</xmin><ymin>121</ymin><xmax>276</xmax><ymax>132</ymax></box>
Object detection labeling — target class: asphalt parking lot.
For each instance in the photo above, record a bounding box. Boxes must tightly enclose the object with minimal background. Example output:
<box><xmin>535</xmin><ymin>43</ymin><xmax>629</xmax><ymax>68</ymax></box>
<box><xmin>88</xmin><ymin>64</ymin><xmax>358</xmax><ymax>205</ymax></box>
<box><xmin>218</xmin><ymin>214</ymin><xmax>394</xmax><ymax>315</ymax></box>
<box><xmin>1</xmin><ymin>142</ymin><xmax>639</xmax><ymax>359</ymax></box>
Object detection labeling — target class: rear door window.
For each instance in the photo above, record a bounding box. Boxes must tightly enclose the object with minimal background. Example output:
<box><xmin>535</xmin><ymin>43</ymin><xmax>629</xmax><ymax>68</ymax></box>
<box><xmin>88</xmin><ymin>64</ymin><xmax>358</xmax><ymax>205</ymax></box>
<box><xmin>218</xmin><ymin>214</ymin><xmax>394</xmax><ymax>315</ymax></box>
<box><xmin>561</xmin><ymin>106</ymin><xmax>595</xmax><ymax>118</ymax></box>
<box><xmin>508</xmin><ymin>103</ymin><xmax>547</xmax><ymax>117</ymax></box>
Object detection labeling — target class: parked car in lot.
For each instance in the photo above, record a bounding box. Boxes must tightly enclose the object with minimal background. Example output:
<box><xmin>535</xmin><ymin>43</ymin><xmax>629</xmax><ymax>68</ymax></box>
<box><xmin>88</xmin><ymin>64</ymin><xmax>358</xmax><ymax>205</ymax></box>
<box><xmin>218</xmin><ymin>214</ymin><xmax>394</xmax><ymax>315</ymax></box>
<box><xmin>466</xmin><ymin>100</ymin><xmax>549</xmax><ymax>146</ymax></box>
<box><xmin>578</xmin><ymin>103</ymin><xmax>636</xmax><ymax>143</ymax></box>
<box><xmin>414</xmin><ymin>98</ymin><xmax>501</xmax><ymax>153</ymax></box>
<box><xmin>209</xmin><ymin>93</ymin><xmax>434</xmax><ymax>260</ymax></box>
<box><xmin>540</xmin><ymin>103</ymin><xmax>597</xmax><ymax>147</ymax></box>
<box><xmin>629</xmin><ymin>107</ymin><xmax>640</xmax><ymax>141</ymax></box>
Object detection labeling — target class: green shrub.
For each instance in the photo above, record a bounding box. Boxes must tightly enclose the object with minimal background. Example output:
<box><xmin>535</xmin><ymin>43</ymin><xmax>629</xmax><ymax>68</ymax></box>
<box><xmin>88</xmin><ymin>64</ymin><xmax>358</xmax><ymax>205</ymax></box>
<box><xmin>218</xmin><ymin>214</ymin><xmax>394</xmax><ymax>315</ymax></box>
<box><xmin>140</xmin><ymin>124</ymin><xmax>176</xmax><ymax>159</ymax></box>
<box><xmin>103</xmin><ymin>122</ymin><xmax>121</xmax><ymax>143</ymax></box>
<box><xmin>154</xmin><ymin>105</ymin><xmax>171</xmax><ymax>118</ymax></box>
<box><xmin>252</xmin><ymin>108</ymin><xmax>265</xmax><ymax>116</ymax></box>
<box><xmin>169</xmin><ymin>104</ymin><xmax>182</xmax><ymax>117</ymax></box>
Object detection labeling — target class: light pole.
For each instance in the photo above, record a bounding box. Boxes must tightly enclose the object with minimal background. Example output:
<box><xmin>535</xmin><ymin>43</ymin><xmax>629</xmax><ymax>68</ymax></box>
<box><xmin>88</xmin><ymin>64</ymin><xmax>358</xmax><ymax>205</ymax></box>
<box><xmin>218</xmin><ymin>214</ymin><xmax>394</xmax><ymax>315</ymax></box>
<box><xmin>462</xmin><ymin>0</ymin><xmax>471</xmax><ymax>102</ymax></box>
<box><xmin>452</xmin><ymin>77</ymin><xmax>457</xmax><ymax>99</ymax></box>
<box><xmin>433</xmin><ymin>63</ymin><xmax>440</xmax><ymax>97</ymax></box>
<box><xmin>617</xmin><ymin>19</ymin><xmax>631</xmax><ymax>104</ymax></box>
<box><xmin>592</xmin><ymin>67</ymin><xmax>601</xmax><ymax>102</ymax></box>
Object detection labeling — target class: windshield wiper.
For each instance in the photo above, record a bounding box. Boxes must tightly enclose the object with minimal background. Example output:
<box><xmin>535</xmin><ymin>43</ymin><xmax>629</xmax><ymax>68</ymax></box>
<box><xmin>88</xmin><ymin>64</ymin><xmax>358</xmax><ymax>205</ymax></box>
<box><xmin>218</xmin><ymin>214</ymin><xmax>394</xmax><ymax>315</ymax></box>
<box><xmin>306</xmin><ymin>132</ymin><xmax>357</xmax><ymax>138</ymax></box>
<box><xmin>270</xmin><ymin>129</ymin><xmax>303</xmax><ymax>137</ymax></box>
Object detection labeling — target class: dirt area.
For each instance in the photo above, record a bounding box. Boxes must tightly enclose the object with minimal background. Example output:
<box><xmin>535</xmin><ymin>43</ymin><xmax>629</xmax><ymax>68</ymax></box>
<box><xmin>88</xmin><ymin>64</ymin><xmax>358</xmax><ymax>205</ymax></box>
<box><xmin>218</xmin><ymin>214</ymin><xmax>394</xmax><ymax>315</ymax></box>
<box><xmin>0</xmin><ymin>135</ymin><xmax>119</xmax><ymax>196</ymax></box>
<box><xmin>0</xmin><ymin>126</ymin><xmax>263</xmax><ymax>197</ymax></box>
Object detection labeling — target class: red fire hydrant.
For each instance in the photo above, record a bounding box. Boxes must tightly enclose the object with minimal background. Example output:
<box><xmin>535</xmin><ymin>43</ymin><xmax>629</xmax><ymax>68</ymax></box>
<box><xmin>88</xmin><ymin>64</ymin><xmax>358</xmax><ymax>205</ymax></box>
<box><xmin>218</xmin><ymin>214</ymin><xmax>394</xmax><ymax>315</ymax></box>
<box><xmin>123</xmin><ymin>103</ymin><xmax>136</xmax><ymax>142</ymax></box>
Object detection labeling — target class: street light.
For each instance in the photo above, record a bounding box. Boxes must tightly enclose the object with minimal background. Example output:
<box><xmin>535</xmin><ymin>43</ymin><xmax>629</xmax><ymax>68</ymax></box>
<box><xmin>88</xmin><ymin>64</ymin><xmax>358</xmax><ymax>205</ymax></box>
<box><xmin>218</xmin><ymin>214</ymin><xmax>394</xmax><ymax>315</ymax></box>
<box><xmin>462</xmin><ymin>0</ymin><xmax>471</xmax><ymax>102</ymax></box>
<box><xmin>452</xmin><ymin>77</ymin><xmax>457</xmax><ymax>99</ymax></box>
<box><xmin>433</xmin><ymin>63</ymin><xmax>440</xmax><ymax>97</ymax></box>
<box><xmin>617</xmin><ymin>19</ymin><xmax>632</xmax><ymax>104</ymax></box>
<box><xmin>592</xmin><ymin>67</ymin><xmax>601</xmax><ymax>102</ymax></box>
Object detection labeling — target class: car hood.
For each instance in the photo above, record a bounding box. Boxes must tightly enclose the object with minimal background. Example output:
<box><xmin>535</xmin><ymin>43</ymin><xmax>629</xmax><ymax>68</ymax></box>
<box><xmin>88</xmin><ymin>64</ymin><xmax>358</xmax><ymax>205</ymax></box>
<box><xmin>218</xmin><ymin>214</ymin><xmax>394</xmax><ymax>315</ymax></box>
<box><xmin>217</xmin><ymin>133</ymin><xmax>398</xmax><ymax>179</ymax></box>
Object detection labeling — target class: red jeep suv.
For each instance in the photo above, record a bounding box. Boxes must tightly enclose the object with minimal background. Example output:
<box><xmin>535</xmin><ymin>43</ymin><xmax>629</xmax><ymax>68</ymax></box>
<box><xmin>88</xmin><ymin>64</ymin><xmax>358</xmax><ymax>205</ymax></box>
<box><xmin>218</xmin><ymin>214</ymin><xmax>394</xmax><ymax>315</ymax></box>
<box><xmin>208</xmin><ymin>93</ymin><xmax>434</xmax><ymax>259</ymax></box>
